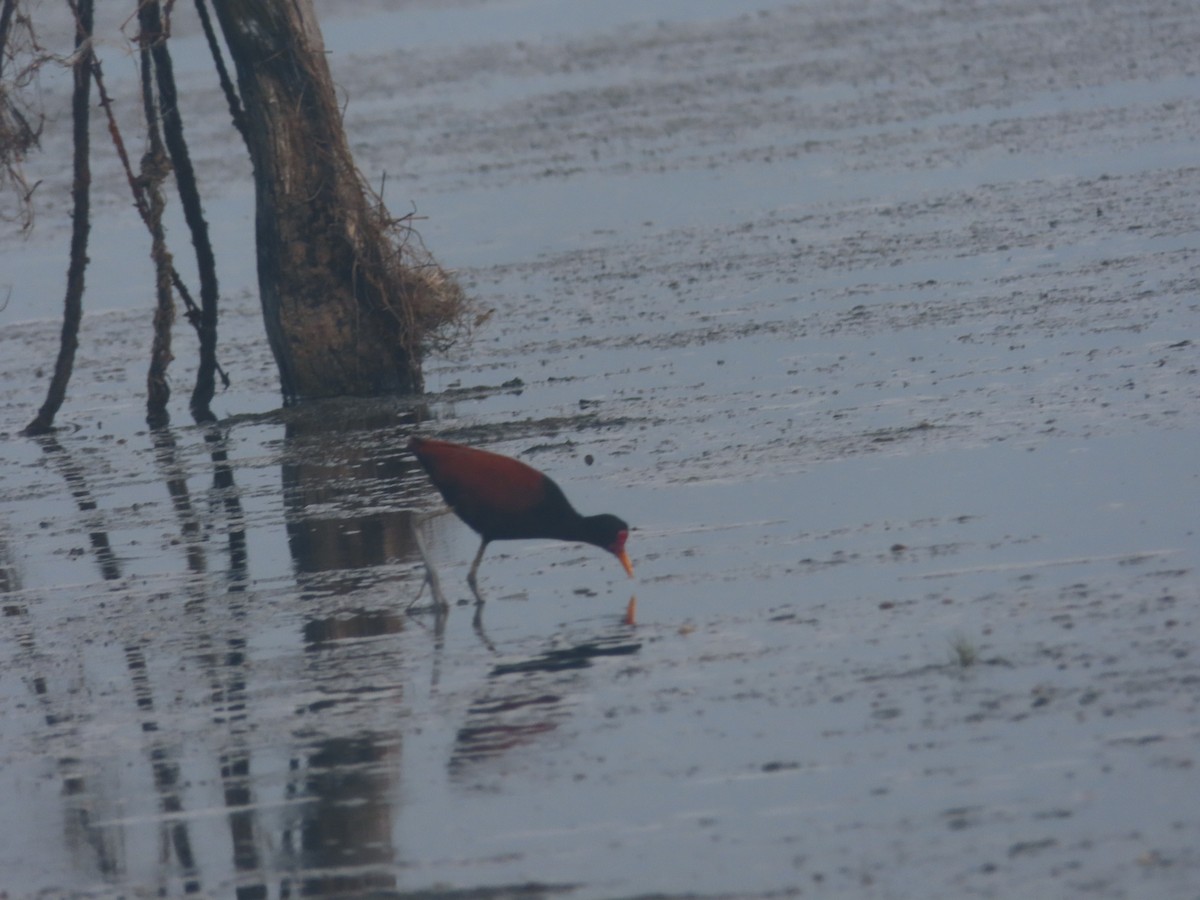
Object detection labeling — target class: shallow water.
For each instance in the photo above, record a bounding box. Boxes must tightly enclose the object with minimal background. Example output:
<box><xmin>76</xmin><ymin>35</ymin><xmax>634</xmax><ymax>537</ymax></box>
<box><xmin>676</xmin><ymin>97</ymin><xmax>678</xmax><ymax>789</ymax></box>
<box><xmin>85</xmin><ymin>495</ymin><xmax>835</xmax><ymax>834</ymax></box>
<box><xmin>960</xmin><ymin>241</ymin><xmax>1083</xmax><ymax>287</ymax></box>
<box><xmin>2</xmin><ymin>0</ymin><xmax>1199</xmax><ymax>897</ymax></box>
<box><xmin>1</xmin><ymin>406</ymin><xmax>1195</xmax><ymax>897</ymax></box>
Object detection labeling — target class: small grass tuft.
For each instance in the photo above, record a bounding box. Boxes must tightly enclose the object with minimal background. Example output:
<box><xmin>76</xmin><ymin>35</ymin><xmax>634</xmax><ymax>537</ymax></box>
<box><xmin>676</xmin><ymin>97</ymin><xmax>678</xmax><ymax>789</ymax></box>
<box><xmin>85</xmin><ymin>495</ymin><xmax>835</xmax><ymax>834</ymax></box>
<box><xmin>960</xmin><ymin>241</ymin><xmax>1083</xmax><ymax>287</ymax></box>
<box><xmin>949</xmin><ymin>632</ymin><xmax>979</xmax><ymax>668</ymax></box>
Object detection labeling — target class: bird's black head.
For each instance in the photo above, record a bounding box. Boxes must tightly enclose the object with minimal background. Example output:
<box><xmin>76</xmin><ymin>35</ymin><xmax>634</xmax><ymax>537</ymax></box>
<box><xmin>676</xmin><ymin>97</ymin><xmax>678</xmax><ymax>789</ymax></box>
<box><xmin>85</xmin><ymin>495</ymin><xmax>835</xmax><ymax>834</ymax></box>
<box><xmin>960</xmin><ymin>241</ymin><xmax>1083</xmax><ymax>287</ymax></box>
<box><xmin>582</xmin><ymin>513</ymin><xmax>634</xmax><ymax>577</ymax></box>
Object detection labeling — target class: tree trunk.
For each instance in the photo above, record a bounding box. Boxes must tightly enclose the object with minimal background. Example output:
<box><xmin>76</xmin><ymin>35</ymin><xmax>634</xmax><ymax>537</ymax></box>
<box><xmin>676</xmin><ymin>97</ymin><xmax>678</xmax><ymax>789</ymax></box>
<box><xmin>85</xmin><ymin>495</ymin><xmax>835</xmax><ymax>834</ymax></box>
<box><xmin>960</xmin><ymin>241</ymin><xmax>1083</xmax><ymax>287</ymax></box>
<box><xmin>210</xmin><ymin>0</ymin><xmax>450</xmax><ymax>402</ymax></box>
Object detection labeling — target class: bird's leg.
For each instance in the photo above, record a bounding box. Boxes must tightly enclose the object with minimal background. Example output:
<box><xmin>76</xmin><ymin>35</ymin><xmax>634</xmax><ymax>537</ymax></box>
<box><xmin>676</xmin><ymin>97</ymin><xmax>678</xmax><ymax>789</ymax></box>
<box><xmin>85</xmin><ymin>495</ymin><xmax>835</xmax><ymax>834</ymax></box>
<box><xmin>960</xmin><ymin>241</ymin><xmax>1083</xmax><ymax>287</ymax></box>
<box><xmin>467</xmin><ymin>538</ymin><xmax>489</xmax><ymax>605</ymax></box>
<box><xmin>471</xmin><ymin>603</ymin><xmax>497</xmax><ymax>653</ymax></box>
<box><xmin>409</xmin><ymin>512</ymin><xmax>449</xmax><ymax>613</ymax></box>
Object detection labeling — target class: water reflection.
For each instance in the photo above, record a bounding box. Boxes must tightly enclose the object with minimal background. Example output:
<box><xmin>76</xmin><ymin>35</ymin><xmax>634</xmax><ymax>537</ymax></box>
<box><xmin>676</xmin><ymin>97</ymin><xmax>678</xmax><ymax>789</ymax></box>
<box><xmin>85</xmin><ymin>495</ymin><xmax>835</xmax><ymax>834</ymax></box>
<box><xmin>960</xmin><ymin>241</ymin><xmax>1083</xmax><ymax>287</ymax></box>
<box><xmin>452</xmin><ymin>630</ymin><xmax>641</xmax><ymax>771</ymax></box>
<box><xmin>34</xmin><ymin>433</ymin><xmax>122</xmax><ymax>581</ymax></box>
<box><xmin>488</xmin><ymin>635</ymin><xmax>642</xmax><ymax>677</ymax></box>
<box><xmin>152</xmin><ymin>425</ymin><xmax>249</xmax><ymax>589</ymax></box>
<box><xmin>274</xmin><ymin>408</ymin><xmax>422</xmax><ymax>895</ymax></box>
<box><xmin>282</xmin><ymin>406</ymin><xmax>422</xmax><ymax>583</ymax></box>
<box><xmin>7</xmin><ymin>405</ymin><xmax>634</xmax><ymax>897</ymax></box>
<box><xmin>303</xmin><ymin>609</ymin><xmax>405</xmax><ymax>648</ymax></box>
<box><xmin>281</xmin><ymin>736</ymin><xmax>399</xmax><ymax>896</ymax></box>
<box><xmin>22</xmin><ymin>428</ymin><xmax>258</xmax><ymax>894</ymax></box>
<box><xmin>125</xmin><ymin>640</ymin><xmax>203</xmax><ymax>894</ymax></box>
<box><xmin>281</xmin><ymin>407</ymin><xmax>481</xmax><ymax>659</ymax></box>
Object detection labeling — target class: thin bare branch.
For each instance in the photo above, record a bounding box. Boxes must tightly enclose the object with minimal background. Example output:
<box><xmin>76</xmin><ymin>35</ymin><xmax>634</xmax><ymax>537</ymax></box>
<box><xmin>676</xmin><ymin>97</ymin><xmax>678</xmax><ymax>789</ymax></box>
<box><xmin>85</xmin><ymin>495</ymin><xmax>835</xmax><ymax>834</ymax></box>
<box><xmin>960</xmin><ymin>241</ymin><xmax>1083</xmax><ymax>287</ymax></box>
<box><xmin>23</xmin><ymin>0</ymin><xmax>93</xmax><ymax>436</ymax></box>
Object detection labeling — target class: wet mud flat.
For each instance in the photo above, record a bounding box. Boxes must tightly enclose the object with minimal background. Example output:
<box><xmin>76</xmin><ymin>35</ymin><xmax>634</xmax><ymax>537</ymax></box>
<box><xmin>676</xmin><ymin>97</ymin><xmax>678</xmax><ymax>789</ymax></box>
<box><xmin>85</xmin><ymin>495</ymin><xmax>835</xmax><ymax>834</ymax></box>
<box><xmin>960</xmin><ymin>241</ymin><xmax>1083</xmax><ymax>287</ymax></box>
<box><xmin>1</xmin><ymin>0</ymin><xmax>1199</xmax><ymax>897</ymax></box>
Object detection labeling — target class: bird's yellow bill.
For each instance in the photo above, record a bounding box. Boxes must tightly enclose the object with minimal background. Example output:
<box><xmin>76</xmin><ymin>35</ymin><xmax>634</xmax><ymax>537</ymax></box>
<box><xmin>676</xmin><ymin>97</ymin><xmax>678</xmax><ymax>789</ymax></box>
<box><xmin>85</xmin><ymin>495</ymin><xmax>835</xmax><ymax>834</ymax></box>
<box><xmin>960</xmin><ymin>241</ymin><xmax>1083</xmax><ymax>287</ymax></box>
<box><xmin>617</xmin><ymin>547</ymin><xmax>635</xmax><ymax>578</ymax></box>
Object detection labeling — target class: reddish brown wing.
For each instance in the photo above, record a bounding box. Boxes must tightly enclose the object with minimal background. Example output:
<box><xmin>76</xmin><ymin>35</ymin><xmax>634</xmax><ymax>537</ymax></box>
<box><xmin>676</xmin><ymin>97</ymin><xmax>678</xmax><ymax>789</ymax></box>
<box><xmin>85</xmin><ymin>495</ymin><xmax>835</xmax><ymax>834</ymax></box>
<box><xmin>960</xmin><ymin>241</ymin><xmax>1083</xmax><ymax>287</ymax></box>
<box><xmin>411</xmin><ymin>437</ymin><xmax>547</xmax><ymax>518</ymax></box>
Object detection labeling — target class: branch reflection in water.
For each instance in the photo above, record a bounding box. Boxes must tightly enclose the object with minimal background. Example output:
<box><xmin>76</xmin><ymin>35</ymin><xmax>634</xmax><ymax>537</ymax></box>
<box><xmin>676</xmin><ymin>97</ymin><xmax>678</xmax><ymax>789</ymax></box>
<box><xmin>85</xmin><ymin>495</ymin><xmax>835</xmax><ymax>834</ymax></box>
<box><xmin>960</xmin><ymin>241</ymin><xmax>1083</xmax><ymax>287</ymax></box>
<box><xmin>9</xmin><ymin>401</ymin><xmax>637</xmax><ymax>896</ymax></box>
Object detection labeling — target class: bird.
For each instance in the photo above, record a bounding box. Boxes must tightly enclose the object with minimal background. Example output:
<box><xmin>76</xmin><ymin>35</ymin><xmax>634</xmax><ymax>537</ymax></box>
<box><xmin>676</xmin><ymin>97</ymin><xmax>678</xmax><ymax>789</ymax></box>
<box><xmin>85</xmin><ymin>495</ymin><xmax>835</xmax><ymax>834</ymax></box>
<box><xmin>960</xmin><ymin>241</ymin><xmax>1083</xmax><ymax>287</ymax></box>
<box><xmin>409</xmin><ymin>435</ymin><xmax>634</xmax><ymax>604</ymax></box>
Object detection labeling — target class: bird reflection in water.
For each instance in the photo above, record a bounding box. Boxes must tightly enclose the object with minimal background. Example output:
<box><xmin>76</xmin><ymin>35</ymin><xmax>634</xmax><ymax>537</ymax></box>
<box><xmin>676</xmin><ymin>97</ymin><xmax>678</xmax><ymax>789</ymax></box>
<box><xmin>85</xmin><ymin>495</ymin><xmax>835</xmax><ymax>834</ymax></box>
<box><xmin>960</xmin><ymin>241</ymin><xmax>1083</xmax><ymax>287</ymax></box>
<box><xmin>451</xmin><ymin>632</ymin><xmax>641</xmax><ymax>771</ymax></box>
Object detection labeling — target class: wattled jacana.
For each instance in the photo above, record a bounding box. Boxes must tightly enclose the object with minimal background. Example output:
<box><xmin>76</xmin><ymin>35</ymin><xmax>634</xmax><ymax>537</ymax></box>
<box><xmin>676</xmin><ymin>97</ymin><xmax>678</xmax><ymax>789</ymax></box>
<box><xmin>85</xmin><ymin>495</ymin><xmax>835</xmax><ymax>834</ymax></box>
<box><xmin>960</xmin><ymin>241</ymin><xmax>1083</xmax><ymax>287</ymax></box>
<box><xmin>409</xmin><ymin>436</ymin><xmax>634</xmax><ymax>602</ymax></box>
